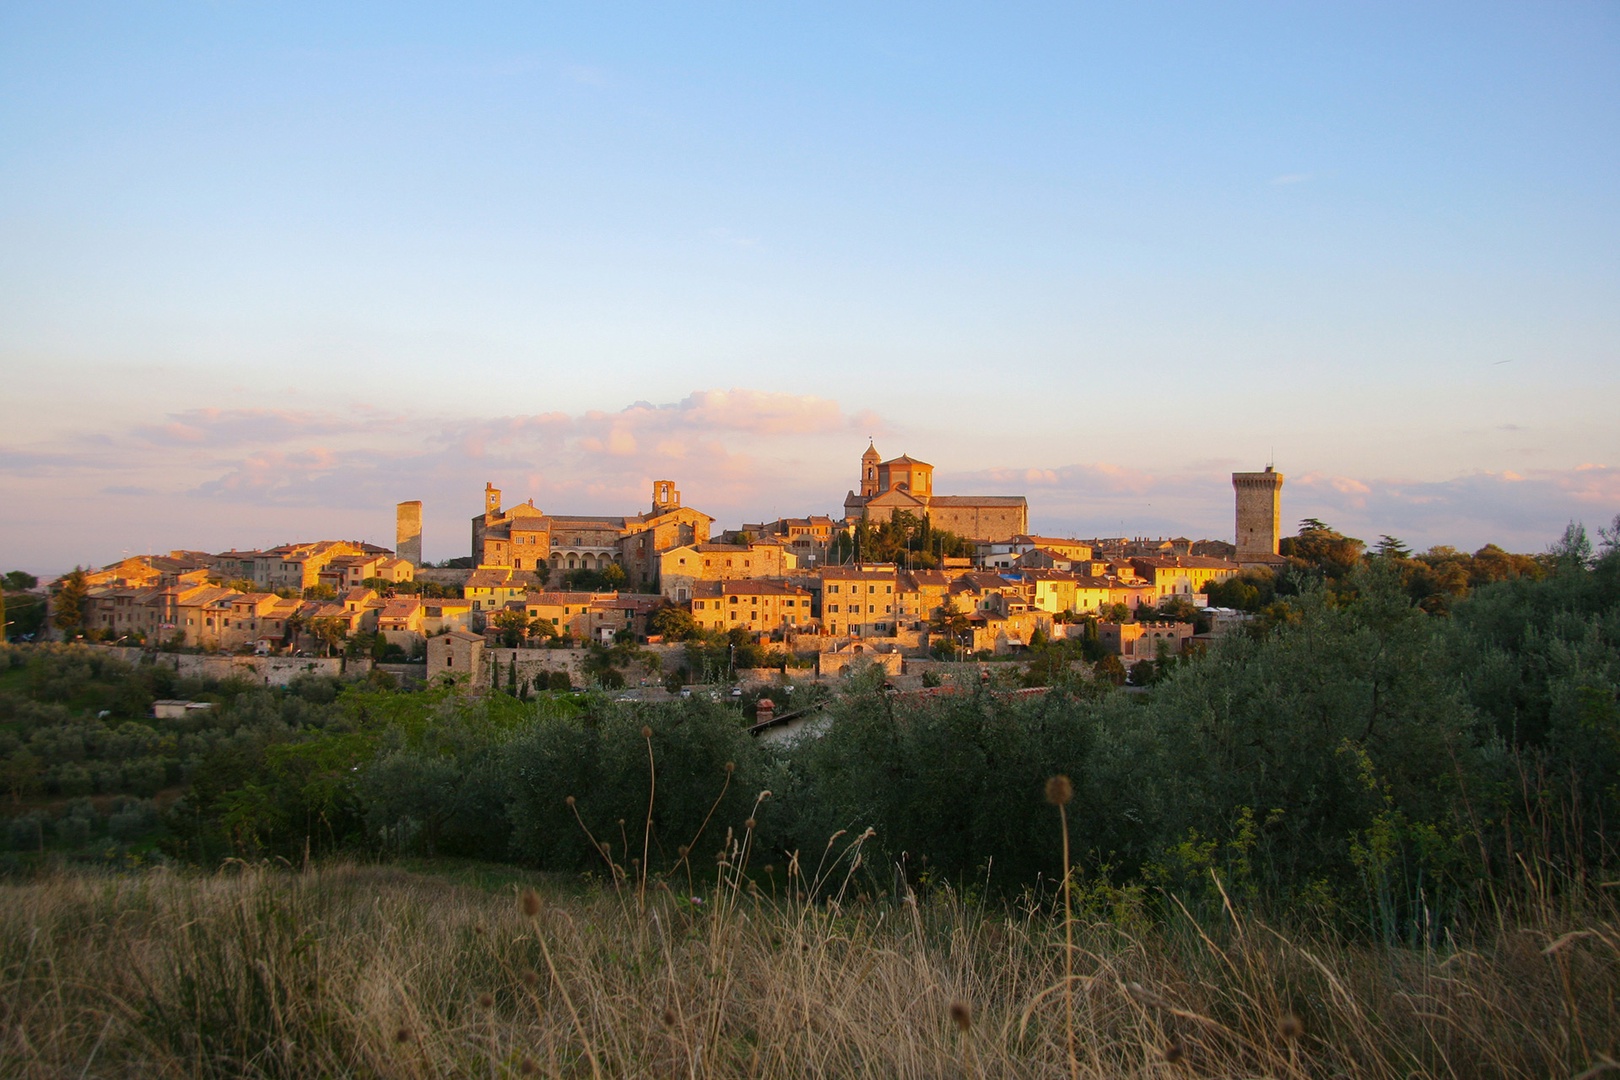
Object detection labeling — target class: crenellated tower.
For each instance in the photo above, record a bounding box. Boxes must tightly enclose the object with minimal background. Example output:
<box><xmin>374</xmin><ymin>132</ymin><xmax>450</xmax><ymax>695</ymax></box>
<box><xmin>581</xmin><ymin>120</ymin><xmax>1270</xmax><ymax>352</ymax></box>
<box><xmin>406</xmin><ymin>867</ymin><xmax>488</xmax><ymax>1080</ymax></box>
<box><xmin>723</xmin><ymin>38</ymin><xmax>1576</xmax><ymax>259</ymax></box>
<box><xmin>1232</xmin><ymin>467</ymin><xmax>1284</xmax><ymax>561</ymax></box>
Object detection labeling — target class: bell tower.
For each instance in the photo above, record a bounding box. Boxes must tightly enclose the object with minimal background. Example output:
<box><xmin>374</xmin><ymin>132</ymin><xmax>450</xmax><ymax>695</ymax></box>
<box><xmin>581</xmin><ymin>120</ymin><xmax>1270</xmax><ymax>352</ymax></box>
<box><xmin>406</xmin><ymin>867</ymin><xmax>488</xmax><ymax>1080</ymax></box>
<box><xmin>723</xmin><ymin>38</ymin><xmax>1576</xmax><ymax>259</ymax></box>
<box><xmin>484</xmin><ymin>483</ymin><xmax>502</xmax><ymax>522</ymax></box>
<box><xmin>652</xmin><ymin>479</ymin><xmax>681</xmax><ymax>513</ymax></box>
<box><xmin>860</xmin><ymin>442</ymin><xmax>882</xmax><ymax>498</ymax></box>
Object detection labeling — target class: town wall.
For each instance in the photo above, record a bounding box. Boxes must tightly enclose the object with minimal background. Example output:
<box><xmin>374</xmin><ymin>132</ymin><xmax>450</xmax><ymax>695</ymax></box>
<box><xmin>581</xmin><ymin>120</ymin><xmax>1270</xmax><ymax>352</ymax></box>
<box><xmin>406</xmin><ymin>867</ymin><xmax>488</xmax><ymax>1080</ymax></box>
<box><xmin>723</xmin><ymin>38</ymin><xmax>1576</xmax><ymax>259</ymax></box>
<box><xmin>95</xmin><ymin>647</ymin><xmax>361</xmax><ymax>686</ymax></box>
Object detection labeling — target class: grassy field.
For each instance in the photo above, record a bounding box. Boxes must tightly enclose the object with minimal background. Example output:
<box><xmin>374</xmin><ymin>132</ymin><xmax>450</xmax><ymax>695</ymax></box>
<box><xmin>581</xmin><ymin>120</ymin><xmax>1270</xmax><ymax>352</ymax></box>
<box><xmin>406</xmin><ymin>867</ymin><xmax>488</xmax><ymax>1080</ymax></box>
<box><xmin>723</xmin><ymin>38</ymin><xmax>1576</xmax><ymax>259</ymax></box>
<box><xmin>2</xmin><ymin>852</ymin><xmax>1617</xmax><ymax>1079</ymax></box>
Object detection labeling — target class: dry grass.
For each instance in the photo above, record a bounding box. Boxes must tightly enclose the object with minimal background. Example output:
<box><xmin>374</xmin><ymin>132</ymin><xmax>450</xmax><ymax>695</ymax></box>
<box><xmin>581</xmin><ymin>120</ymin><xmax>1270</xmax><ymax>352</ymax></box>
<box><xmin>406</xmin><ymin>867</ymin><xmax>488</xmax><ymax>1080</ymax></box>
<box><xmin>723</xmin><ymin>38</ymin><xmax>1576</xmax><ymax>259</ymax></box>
<box><xmin>1</xmin><ymin>848</ymin><xmax>1618</xmax><ymax>1079</ymax></box>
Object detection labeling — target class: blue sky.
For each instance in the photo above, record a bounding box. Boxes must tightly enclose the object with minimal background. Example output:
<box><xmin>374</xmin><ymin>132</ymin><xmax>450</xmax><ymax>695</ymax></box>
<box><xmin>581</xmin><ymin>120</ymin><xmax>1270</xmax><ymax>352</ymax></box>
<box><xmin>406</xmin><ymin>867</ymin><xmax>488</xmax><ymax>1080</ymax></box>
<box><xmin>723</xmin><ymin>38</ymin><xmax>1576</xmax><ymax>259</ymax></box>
<box><xmin>2</xmin><ymin>3</ymin><xmax>1617</xmax><ymax>573</ymax></box>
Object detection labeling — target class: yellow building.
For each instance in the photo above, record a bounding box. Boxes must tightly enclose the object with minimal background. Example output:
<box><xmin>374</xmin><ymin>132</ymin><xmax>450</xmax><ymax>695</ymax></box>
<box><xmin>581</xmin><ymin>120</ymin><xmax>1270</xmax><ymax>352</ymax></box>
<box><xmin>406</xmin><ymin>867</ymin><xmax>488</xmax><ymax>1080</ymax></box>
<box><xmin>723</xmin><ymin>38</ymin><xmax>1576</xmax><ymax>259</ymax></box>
<box><xmin>818</xmin><ymin>565</ymin><xmax>901</xmax><ymax>637</ymax></box>
<box><xmin>463</xmin><ymin>567</ymin><xmax>534</xmax><ymax>616</ymax></box>
<box><xmin>521</xmin><ymin>591</ymin><xmax>614</xmax><ymax>638</ymax></box>
<box><xmin>690</xmin><ymin>579</ymin><xmax>813</xmax><ymax>635</ymax></box>
<box><xmin>898</xmin><ymin>569</ymin><xmax>954</xmax><ymax>629</ymax></box>
<box><xmin>1127</xmin><ymin>556</ymin><xmax>1239</xmax><ymax>603</ymax></box>
<box><xmin>658</xmin><ymin>539</ymin><xmax>796</xmax><ymax>601</ymax></box>
<box><xmin>741</xmin><ymin>516</ymin><xmax>840</xmax><ymax>567</ymax></box>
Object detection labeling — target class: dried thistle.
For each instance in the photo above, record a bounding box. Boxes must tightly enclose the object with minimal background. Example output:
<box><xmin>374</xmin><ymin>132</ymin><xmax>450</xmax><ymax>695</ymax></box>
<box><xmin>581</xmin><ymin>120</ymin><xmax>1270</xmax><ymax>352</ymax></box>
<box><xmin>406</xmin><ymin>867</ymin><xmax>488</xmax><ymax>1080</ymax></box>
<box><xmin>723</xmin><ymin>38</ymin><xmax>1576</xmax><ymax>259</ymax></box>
<box><xmin>520</xmin><ymin>888</ymin><xmax>542</xmax><ymax>918</ymax></box>
<box><xmin>744</xmin><ymin>818</ymin><xmax>757</xmax><ymax>830</ymax></box>
<box><xmin>565</xmin><ymin>795</ymin><xmax>576</xmax><ymax>807</ymax></box>
<box><xmin>393</xmin><ymin>1026</ymin><xmax>413</xmax><ymax>1044</ymax></box>
<box><xmin>1279</xmin><ymin>1013</ymin><xmax>1305</xmax><ymax>1041</ymax></box>
<box><xmin>660</xmin><ymin>1006</ymin><xmax>677</xmax><ymax>1027</ymax></box>
<box><xmin>522</xmin><ymin>970</ymin><xmax>540</xmax><ymax>988</ymax></box>
<box><xmin>476</xmin><ymin>992</ymin><xmax>495</xmax><ymax>1009</ymax></box>
<box><xmin>519</xmin><ymin>1057</ymin><xmax>538</xmax><ymax>1076</ymax></box>
<box><xmin>1163</xmin><ymin>1041</ymin><xmax>1185</xmax><ymax>1064</ymax></box>
<box><xmin>949</xmin><ymin>1000</ymin><xmax>972</xmax><ymax>1032</ymax></box>
<box><xmin>641</xmin><ymin>725</ymin><xmax>653</xmax><ymax>739</ymax></box>
<box><xmin>1045</xmin><ymin>774</ymin><xmax>1073</xmax><ymax>806</ymax></box>
<box><xmin>724</xmin><ymin>761</ymin><xmax>736</xmax><ymax>773</ymax></box>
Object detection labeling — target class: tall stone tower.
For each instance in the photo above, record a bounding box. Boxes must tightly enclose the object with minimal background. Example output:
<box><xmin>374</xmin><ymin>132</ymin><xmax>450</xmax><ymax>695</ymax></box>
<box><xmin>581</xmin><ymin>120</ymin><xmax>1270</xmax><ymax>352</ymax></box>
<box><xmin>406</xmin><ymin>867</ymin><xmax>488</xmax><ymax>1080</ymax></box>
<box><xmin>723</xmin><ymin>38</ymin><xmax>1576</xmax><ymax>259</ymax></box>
<box><xmin>860</xmin><ymin>442</ymin><xmax>881</xmax><ymax>498</ymax></box>
<box><xmin>396</xmin><ymin>501</ymin><xmax>423</xmax><ymax>567</ymax></box>
<box><xmin>1232</xmin><ymin>467</ymin><xmax>1284</xmax><ymax>561</ymax></box>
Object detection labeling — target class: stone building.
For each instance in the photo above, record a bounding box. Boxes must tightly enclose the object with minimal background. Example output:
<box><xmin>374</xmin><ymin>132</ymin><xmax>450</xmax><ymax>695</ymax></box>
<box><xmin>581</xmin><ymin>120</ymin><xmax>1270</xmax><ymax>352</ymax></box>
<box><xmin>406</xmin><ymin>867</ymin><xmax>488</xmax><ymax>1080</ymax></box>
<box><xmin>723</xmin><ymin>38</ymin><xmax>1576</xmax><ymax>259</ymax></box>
<box><xmin>658</xmin><ymin>539</ymin><xmax>796</xmax><ymax>602</ymax></box>
<box><xmin>471</xmin><ymin>479</ymin><xmax>713</xmax><ymax>587</ymax></box>
<box><xmin>819</xmin><ymin>565</ymin><xmax>901</xmax><ymax>637</ymax></box>
<box><xmin>1232</xmin><ymin>467</ymin><xmax>1288</xmax><ymax>570</ymax></box>
<box><xmin>842</xmin><ymin>443</ymin><xmax>1028</xmax><ymax>541</ymax></box>
<box><xmin>690</xmin><ymin>579</ymin><xmax>813</xmax><ymax>636</ymax></box>
<box><xmin>1098</xmin><ymin>620</ymin><xmax>1195</xmax><ymax>660</ymax></box>
<box><xmin>427</xmin><ymin>630</ymin><xmax>485</xmax><ymax>686</ymax></box>
<box><xmin>739</xmin><ymin>516</ymin><xmax>840</xmax><ymax>568</ymax></box>
<box><xmin>395</xmin><ymin>501</ymin><xmax>423</xmax><ymax>567</ymax></box>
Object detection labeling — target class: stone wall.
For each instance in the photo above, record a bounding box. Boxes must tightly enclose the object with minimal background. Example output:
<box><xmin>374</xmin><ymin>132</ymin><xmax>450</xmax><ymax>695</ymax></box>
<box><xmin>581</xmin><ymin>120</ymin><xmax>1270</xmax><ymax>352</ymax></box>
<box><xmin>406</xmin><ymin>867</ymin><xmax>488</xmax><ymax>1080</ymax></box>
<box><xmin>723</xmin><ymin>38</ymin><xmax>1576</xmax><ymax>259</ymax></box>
<box><xmin>131</xmin><ymin>649</ymin><xmax>358</xmax><ymax>686</ymax></box>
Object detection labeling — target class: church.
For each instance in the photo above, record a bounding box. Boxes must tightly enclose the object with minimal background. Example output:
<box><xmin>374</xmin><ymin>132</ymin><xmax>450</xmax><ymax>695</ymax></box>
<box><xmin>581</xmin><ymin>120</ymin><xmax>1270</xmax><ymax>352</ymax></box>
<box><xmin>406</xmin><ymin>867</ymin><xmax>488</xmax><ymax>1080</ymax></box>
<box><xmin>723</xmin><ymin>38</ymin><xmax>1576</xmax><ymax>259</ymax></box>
<box><xmin>842</xmin><ymin>443</ymin><xmax>1028</xmax><ymax>542</ymax></box>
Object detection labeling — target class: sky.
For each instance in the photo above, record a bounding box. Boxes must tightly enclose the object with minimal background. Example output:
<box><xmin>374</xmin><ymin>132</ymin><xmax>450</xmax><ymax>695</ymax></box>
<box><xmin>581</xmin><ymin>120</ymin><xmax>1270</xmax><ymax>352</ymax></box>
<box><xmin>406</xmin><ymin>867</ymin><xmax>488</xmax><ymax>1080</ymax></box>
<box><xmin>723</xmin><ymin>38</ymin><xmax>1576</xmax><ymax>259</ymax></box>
<box><xmin>2</xmin><ymin>2</ymin><xmax>1617</xmax><ymax>575</ymax></box>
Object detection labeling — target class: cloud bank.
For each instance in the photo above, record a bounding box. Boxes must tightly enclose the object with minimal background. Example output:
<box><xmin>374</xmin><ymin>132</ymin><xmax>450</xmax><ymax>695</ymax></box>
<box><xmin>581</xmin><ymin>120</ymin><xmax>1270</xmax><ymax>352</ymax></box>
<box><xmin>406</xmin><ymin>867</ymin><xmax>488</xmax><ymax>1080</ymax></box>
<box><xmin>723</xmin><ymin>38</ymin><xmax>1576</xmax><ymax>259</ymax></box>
<box><xmin>0</xmin><ymin>390</ymin><xmax>1612</xmax><ymax>575</ymax></box>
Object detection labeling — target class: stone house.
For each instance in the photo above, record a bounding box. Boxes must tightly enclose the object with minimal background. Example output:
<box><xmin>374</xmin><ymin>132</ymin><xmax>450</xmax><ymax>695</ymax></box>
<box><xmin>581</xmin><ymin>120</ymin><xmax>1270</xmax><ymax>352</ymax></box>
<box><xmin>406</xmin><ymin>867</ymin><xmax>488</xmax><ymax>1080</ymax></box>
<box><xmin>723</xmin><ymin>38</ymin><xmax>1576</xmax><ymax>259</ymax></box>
<box><xmin>427</xmin><ymin>630</ymin><xmax>485</xmax><ymax>685</ymax></box>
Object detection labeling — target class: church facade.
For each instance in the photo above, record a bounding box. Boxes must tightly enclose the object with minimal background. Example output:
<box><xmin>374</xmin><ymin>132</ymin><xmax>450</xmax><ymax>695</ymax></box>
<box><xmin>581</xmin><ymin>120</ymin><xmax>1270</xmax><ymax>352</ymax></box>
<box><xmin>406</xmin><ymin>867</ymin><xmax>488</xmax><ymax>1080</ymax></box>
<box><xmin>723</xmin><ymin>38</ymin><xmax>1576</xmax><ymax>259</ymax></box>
<box><xmin>842</xmin><ymin>443</ymin><xmax>1028</xmax><ymax>542</ymax></box>
<box><xmin>471</xmin><ymin>479</ymin><xmax>713</xmax><ymax>588</ymax></box>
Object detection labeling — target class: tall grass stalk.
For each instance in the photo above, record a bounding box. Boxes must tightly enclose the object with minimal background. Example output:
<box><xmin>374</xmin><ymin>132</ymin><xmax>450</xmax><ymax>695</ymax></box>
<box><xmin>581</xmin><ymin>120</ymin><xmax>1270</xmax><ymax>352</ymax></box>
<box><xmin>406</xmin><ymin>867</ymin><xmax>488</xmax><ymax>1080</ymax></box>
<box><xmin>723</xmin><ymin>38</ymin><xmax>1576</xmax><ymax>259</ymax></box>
<box><xmin>1</xmin><ymin>859</ymin><xmax>1618</xmax><ymax>1077</ymax></box>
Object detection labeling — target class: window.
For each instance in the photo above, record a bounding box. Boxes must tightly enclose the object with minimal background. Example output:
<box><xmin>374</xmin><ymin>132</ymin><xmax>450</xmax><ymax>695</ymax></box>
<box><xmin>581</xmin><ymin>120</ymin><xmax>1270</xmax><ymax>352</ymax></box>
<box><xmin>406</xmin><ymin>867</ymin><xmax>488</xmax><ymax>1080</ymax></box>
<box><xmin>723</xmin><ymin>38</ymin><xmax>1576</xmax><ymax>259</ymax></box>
<box><xmin>829</xmin><ymin>604</ymin><xmax>839</xmax><ymax>613</ymax></box>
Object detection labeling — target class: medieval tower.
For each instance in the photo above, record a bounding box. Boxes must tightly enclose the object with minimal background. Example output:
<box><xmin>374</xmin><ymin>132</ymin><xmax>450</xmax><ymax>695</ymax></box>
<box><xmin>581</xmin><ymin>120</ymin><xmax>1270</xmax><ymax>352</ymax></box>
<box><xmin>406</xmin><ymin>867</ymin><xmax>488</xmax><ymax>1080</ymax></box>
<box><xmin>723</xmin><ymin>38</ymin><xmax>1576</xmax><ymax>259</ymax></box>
<box><xmin>1232</xmin><ymin>467</ymin><xmax>1284</xmax><ymax>562</ymax></box>
<box><xmin>395</xmin><ymin>500</ymin><xmax>423</xmax><ymax>567</ymax></box>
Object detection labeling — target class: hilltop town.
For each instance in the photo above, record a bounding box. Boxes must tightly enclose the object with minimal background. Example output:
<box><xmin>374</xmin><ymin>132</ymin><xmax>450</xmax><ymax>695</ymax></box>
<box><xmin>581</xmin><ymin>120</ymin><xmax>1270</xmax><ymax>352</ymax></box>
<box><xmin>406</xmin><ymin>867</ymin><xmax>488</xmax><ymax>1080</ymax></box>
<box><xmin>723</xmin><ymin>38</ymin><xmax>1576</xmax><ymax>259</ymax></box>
<box><xmin>25</xmin><ymin>446</ymin><xmax>1288</xmax><ymax>689</ymax></box>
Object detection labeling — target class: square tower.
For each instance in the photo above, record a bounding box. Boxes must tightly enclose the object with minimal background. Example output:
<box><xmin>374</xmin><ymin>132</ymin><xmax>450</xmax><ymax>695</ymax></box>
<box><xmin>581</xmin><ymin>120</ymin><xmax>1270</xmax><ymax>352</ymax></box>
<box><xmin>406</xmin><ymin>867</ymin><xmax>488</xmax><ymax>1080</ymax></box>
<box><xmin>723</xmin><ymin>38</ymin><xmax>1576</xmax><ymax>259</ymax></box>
<box><xmin>1232</xmin><ymin>467</ymin><xmax>1284</xmax><ymax>560</ymax></box>
<box><xmin>395</xmin><ymin>500</ymin><xmax>423</xmax><ymax>567</ymax></box>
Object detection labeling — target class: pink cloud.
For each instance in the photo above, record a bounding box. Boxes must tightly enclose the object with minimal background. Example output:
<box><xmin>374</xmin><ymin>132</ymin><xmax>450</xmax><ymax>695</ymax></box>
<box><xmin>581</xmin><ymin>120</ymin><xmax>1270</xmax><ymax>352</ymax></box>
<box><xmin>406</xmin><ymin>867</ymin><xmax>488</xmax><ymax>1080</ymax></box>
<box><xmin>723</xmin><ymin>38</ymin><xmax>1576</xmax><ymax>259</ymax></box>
<box><xmin>4</xmin><ymin>390</ymin><xmax>1614</xmax><ymax>573</ymax></box>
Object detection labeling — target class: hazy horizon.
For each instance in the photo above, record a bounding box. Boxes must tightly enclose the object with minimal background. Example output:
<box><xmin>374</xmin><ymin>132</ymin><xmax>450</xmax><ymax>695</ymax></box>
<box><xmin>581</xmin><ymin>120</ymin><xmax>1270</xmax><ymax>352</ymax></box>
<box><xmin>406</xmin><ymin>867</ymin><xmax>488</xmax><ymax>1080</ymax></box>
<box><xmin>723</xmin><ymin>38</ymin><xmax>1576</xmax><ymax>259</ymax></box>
<box><xmin>4</xmin><ymin>3</ymin><xmax>1616</xmax><ymax>576</ymax></box>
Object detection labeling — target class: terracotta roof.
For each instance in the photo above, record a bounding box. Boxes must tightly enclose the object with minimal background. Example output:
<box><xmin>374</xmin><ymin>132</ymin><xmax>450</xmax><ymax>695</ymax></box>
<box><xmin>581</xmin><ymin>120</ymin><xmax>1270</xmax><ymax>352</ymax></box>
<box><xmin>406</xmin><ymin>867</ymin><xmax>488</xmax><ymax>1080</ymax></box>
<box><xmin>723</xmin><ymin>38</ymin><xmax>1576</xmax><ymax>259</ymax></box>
<box><xmin>1130</xmin><ymin>556</ymin><xmax>1238</xmax><ymax>571</ymax></box>
<box><xmin>926</xmin><ymin>495</ymin><xmax>1027</xmax><ymax>507</ymax></box>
